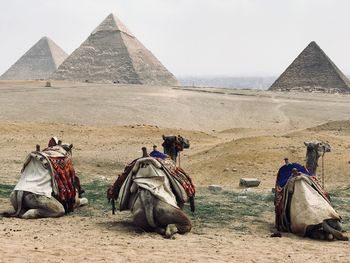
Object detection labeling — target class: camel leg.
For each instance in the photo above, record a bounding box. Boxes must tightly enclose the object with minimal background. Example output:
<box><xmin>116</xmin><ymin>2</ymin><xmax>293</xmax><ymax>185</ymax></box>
<box><xmin>326</xmin><ymin>219</ymin><xmax>342</xmax><ymax>231</ymax></box>
<box><xmin>2</xmin><ymin>191</ymin><xmax>26</xmax><ymax>217</ymax></box>
<box><xmin>21</xmin><ymin>194</ymin><xmax>65</xmax><ymax>219</ymax></box>
<box><xmin>74</xmin><ymin>194</ymin><xmax>88</xmax><ymax>208</ymax></box>
<box><xmin>323</xmin><ymin>220</ymin><xmax>349</xmax><ymax>241</ymax></box>
<box><xmin>154</xmin><ymin>200</ymin><xmax>192</xmax><ymax>235</ymax></box>
<box><xmin>131</xmin><ymin>191</ymin><xmax>191</xmax><ymax>236</ymax></box>
<box><xmin>305</xmin><ymin>223</ymin><xmax>329</xmax><ymax>240</ymax></box>
<box><xmin>10</xmin><ymin>191</ymin><xmax>18</xmax><ymax>211</ymax></box>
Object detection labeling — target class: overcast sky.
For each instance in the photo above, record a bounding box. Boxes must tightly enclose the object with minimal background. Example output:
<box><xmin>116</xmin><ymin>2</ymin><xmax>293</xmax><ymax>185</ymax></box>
<box><xmin>1</xmin><ymin>0</ymin><xmax>349</xmax><ymax>77</ymax></box>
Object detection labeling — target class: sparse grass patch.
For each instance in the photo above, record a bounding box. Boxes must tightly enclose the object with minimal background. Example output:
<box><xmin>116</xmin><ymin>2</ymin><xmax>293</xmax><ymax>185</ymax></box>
<box><xmin>0</xmin><ymin>184</ymin><xmax>14</xmax><ymax>198</ymax></box>
<box><xmin>74</xmin><ymin>180</ymin><xmax>111</xmax><ymax>217</ymax></box>
<box><xmin>329</xmin><ymin>187</ymin><xmax>350</xmax><ymax>231</ymax></box>
<box><xmin>1</xmin><ymin>181</ymin><xmax>349</xmax><ymax>234</ymax></box>
<box><xmin>330</xmin><ymin>186</ymin><xmax>350</xmax><ymax>198</ymax></box>
<box><xmin>185</xmin><ymin>188</ymin><xmax>274</xmax><ymax>234</ymax></box>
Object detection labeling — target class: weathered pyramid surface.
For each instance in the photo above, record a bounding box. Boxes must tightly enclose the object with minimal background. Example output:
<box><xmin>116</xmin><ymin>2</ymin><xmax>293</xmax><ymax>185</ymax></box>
<box><xmin>0</xmin><ymin>37</ymin><xmax>68</xmax><ymax>80</ymax></box>
<box><xmin>52</xmin><ymin>14</ymin><xmax>179</xmax><ymax>85</ymax></box>
<box><xmin>269</xmin><ymin>41</ymin><xmax>350</xmax><ymax>93</ymax></box>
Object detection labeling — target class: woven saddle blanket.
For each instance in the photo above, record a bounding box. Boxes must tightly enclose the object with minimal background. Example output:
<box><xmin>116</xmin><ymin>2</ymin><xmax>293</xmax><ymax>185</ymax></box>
<box><xmin>108</xmin><ymin>157</ymin><xmax>195</xmax><ymax>212</ymax></box>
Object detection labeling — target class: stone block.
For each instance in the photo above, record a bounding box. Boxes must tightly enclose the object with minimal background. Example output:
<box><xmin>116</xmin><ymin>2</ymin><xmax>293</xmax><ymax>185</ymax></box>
<box><xmin>239</xmin><ymin>178</ymin><xmax>260</xmax><ymax>187</ymax></box>
<box><xmin>208</xmin><ymin>185</ymin><xmax>223</xmax><ymax>191</ymax></box>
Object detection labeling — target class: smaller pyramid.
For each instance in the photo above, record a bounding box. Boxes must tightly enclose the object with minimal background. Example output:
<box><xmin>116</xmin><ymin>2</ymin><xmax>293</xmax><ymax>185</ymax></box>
<box><xmin>52</xmin><ymin>13</ymin><xmax>179</xmax><ymax>85</ymax></box>
<box><xmin>269</xmin><ymin>41</ymin><xmax>350</xmax><ymax>93</ymax></box>
<box><xmin>0</xmin><ymin>37</ymin><xmax>68</xmax><ymax>80</ymax></box>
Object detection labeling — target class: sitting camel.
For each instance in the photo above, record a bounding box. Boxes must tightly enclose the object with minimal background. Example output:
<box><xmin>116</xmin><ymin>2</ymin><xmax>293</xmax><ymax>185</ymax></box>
<box><xmin>275</xmin><ymin>141</ymin><xmax>348</xmax><ymax>241</ymax></box>
<box><xmin>107</xmin><ymin>147</ymin><xmax>194</xmax><ymax>238</ymax></box>
<box><xmin>5</xmin><ymin>138</ymin><xmax>87</xmax><ymax>219</ymax></box>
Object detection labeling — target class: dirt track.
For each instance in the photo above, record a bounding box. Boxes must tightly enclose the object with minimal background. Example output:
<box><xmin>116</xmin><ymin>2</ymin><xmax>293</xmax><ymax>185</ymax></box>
<box><xmin>0</xmin><ymin>81</ymin><xmax>349</xmax><ymax>262</ymax></box>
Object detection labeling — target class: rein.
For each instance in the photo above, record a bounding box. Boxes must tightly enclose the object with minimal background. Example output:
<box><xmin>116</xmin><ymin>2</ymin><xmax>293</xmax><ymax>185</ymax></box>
<box><xmin>321</xmin><ymin>146</ymin><xmax>326</xmax><ymax>188</ymax></box>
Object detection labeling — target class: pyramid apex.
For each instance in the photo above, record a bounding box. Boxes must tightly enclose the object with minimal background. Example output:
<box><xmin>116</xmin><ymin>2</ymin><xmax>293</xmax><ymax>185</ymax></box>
<box><xmin>91</xmin><ymin>13</ymin><xmax>134</xmax><ymax>37</ymax></box>
<box><xmin>307</xmin><ymin>41</ymin><xmax>320</xmax><ymax>48</ymax></box>
<box><xmin>38</xmin><ymin>36</ymin><xmax>49</xmax><ymax>42</ymax></box>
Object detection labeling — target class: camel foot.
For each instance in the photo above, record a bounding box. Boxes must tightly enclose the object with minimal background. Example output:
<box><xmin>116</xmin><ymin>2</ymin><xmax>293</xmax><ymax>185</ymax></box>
<box><xmin>270</xmin><ymin>232</ymin><xmax>282</xmax><ymax>238</ymax></box>
<box><xmin>165</xmin><ymin>224</ymin><xmax>178</xmax><ymax>239</ymax></box>
<box><xmin>337</xmin><ymin>234</ymin><xmax>349</xmax><ymax>241</ymax></box>
<box><xmin>79</xmin><ymin>197</ymin><xmax>88</xmax><ymax>206</ymax></box>
<box><xmin>325</xmin><ymin>234</ymin><xmax>334</xmax><ymax>241</ymax></box>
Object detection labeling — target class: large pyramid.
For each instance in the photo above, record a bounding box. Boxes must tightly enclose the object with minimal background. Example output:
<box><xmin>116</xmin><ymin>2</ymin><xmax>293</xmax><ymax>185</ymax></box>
<box><xmin>52</xmin><ymin>13</ymin><xmax>179</xmax><ymax>85</ymax></box>
<box><xmin>269</xmin><ymin>41</ymin><xmax>350</xmax><ymax>93</ymax></box>
<box><xmin>0</xmin><ymin>37</ymin><xmax>68</xmax><ymax>80</ymax></box>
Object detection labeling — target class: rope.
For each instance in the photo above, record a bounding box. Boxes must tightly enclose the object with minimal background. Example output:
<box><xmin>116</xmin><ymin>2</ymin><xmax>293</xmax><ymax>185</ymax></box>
<box><xmin>321</xmin><ymin>146</ymin><xmax>325</xmax><ymax>189</ymax></box>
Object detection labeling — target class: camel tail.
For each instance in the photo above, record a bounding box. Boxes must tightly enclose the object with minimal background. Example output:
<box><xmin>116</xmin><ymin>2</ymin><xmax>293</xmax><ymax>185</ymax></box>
<box><xmin>140</xmin><ymin>191</ymin><xmax>157</xmax><ymax>228</ymax></box>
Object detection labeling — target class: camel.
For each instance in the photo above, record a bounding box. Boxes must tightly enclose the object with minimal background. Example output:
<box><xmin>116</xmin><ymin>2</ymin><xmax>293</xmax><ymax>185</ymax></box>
<box><xmin>107</xmin><ymin>147</ymin><xmax>194</xmax><ymax>238</ymax></box>
<box><xmin>162</xmin><ymin>135</ymin><xmax>190</xmax><ymax>162</ymax></box>
<box><xmin>5</xmin><ymin>138</ymin><xmax>87</xmax><ymax>219</ymax></box>
<box><xmin>274</xmin><ymin>141</ymin><xmax>348</xmax><ymax>241</ymax></box>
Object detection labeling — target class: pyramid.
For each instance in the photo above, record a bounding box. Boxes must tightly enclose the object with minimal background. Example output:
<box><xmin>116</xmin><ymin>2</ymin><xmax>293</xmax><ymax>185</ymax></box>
<box><xmin>52</xmin><ymin>13</ymin><xmax>179</xmax><ymax>86</ymax></box>
<box><xmin>0</xmin><ymin>37</ymin><xmax>68</xmax><ymax>80</ymax></box>
<box><xmin>269</xmin><ymin>41</ymin><xmax>350</xmax><ymax>93</ymax></box>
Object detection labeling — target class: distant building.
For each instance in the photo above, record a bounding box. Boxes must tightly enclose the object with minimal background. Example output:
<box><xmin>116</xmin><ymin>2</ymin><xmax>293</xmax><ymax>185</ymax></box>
<box><xmin>269</xmin><ymin>41</ymin><xmax>350</xmax><ymax>93</ymax></box>
<box><xmin>0</xmin><ymin>37</ymin><xmax>68</xmax><ymax>80</ymax></box>
<box><xmin>51</xmin><ymin>13</ymin><xmax>179</xmax><ymax>86</ymax></box>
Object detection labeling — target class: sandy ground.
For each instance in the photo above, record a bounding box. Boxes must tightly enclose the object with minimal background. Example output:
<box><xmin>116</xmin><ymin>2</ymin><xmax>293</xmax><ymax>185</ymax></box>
<box><xmin>0</xmin><ymin>80</ymin><xmax>349</xmax><ymax>262</ymax></box>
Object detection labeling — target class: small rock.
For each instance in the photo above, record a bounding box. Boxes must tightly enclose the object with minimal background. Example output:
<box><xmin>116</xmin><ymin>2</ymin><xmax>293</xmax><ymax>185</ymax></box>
<box><xmin>208</xmin><ymin>185</ymin><xmax>223</xmax><ymax>191</ymax></box>
<box><xmin>223</xmin><ymin>168</ymin><xmax>229</xmax><ymax>172</ymax></box>
<box><xmin>232</xmin><ymin>168</ymin><xmax>237</xmax><ymax>172</ymax></box>
<box><xmin>239</xmin><ymin>178</ymin><xmax>261</xmax><ymax>187</ymax></box>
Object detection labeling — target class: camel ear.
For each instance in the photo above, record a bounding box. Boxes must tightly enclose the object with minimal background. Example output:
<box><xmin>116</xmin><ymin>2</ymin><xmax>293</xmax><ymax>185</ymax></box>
<box><xmin>69</xmin><ymin>144</ymin><xmax>73</xmax><ymax>150</ymax></box>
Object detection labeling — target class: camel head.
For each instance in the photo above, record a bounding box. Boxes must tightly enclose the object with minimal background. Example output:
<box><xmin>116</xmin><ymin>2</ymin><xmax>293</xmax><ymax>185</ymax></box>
<box><xmin>177</xmin><ymin>135</ymin><xmax>190</xmax><ymax>149</ymax></box>
<box><xmin>304</xmin><ymin>141</ymin><xmax>331</xmax><ymax>175</ymax></box>
<box><xmin>61</xmin><ymin>143</ymin><xmax>73</xmax><ymax>153</ymax></box>
<box><xmin>162</xmin><ymin>135</ymin><xmax>190</xmax><ymax>161</ymax></box>
<box><xmin>162</xmin><ymin>135</ymin><xmax>190</xmax><ymax>149</ymax></box>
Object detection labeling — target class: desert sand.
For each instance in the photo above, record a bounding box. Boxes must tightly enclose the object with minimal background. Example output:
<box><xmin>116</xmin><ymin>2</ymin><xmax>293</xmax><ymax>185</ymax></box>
<box><xmin>0</xmin><ymin>80</ymin><xmax>349</xmax><ymax>262</ymax></box>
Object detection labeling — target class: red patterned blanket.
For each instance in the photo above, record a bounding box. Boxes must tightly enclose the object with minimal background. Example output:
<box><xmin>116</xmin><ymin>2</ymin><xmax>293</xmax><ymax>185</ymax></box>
<box><xmin>42</xmin><ymin>146</ymin><xmax>78</xmax><ymax>213</ymax></box>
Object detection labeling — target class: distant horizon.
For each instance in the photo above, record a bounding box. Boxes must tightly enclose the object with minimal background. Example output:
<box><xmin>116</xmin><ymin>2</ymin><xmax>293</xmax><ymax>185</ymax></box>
<box><xmin>1</xmin><ymin>1</ymin><xmax>350</xmax><ymax>77</ymax></box>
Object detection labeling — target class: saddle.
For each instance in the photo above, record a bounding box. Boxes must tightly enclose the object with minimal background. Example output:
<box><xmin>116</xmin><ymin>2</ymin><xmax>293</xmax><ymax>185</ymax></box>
<box><xmin>107</xmin><ymin>157</ymin><xmax>195</xmax><ymax>214</ymax></box>
<box><xmin>275</xmin><ymin>174</ymin><xmax>338</xmax><ymax>236</ymax></box>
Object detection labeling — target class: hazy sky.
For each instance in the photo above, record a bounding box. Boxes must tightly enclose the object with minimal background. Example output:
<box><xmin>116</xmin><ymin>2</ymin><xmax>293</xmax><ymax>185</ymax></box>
<box><xmin>1</xmin><ymin>0</ymin><xmax>350</xmax><ymax>77</ymax></box>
